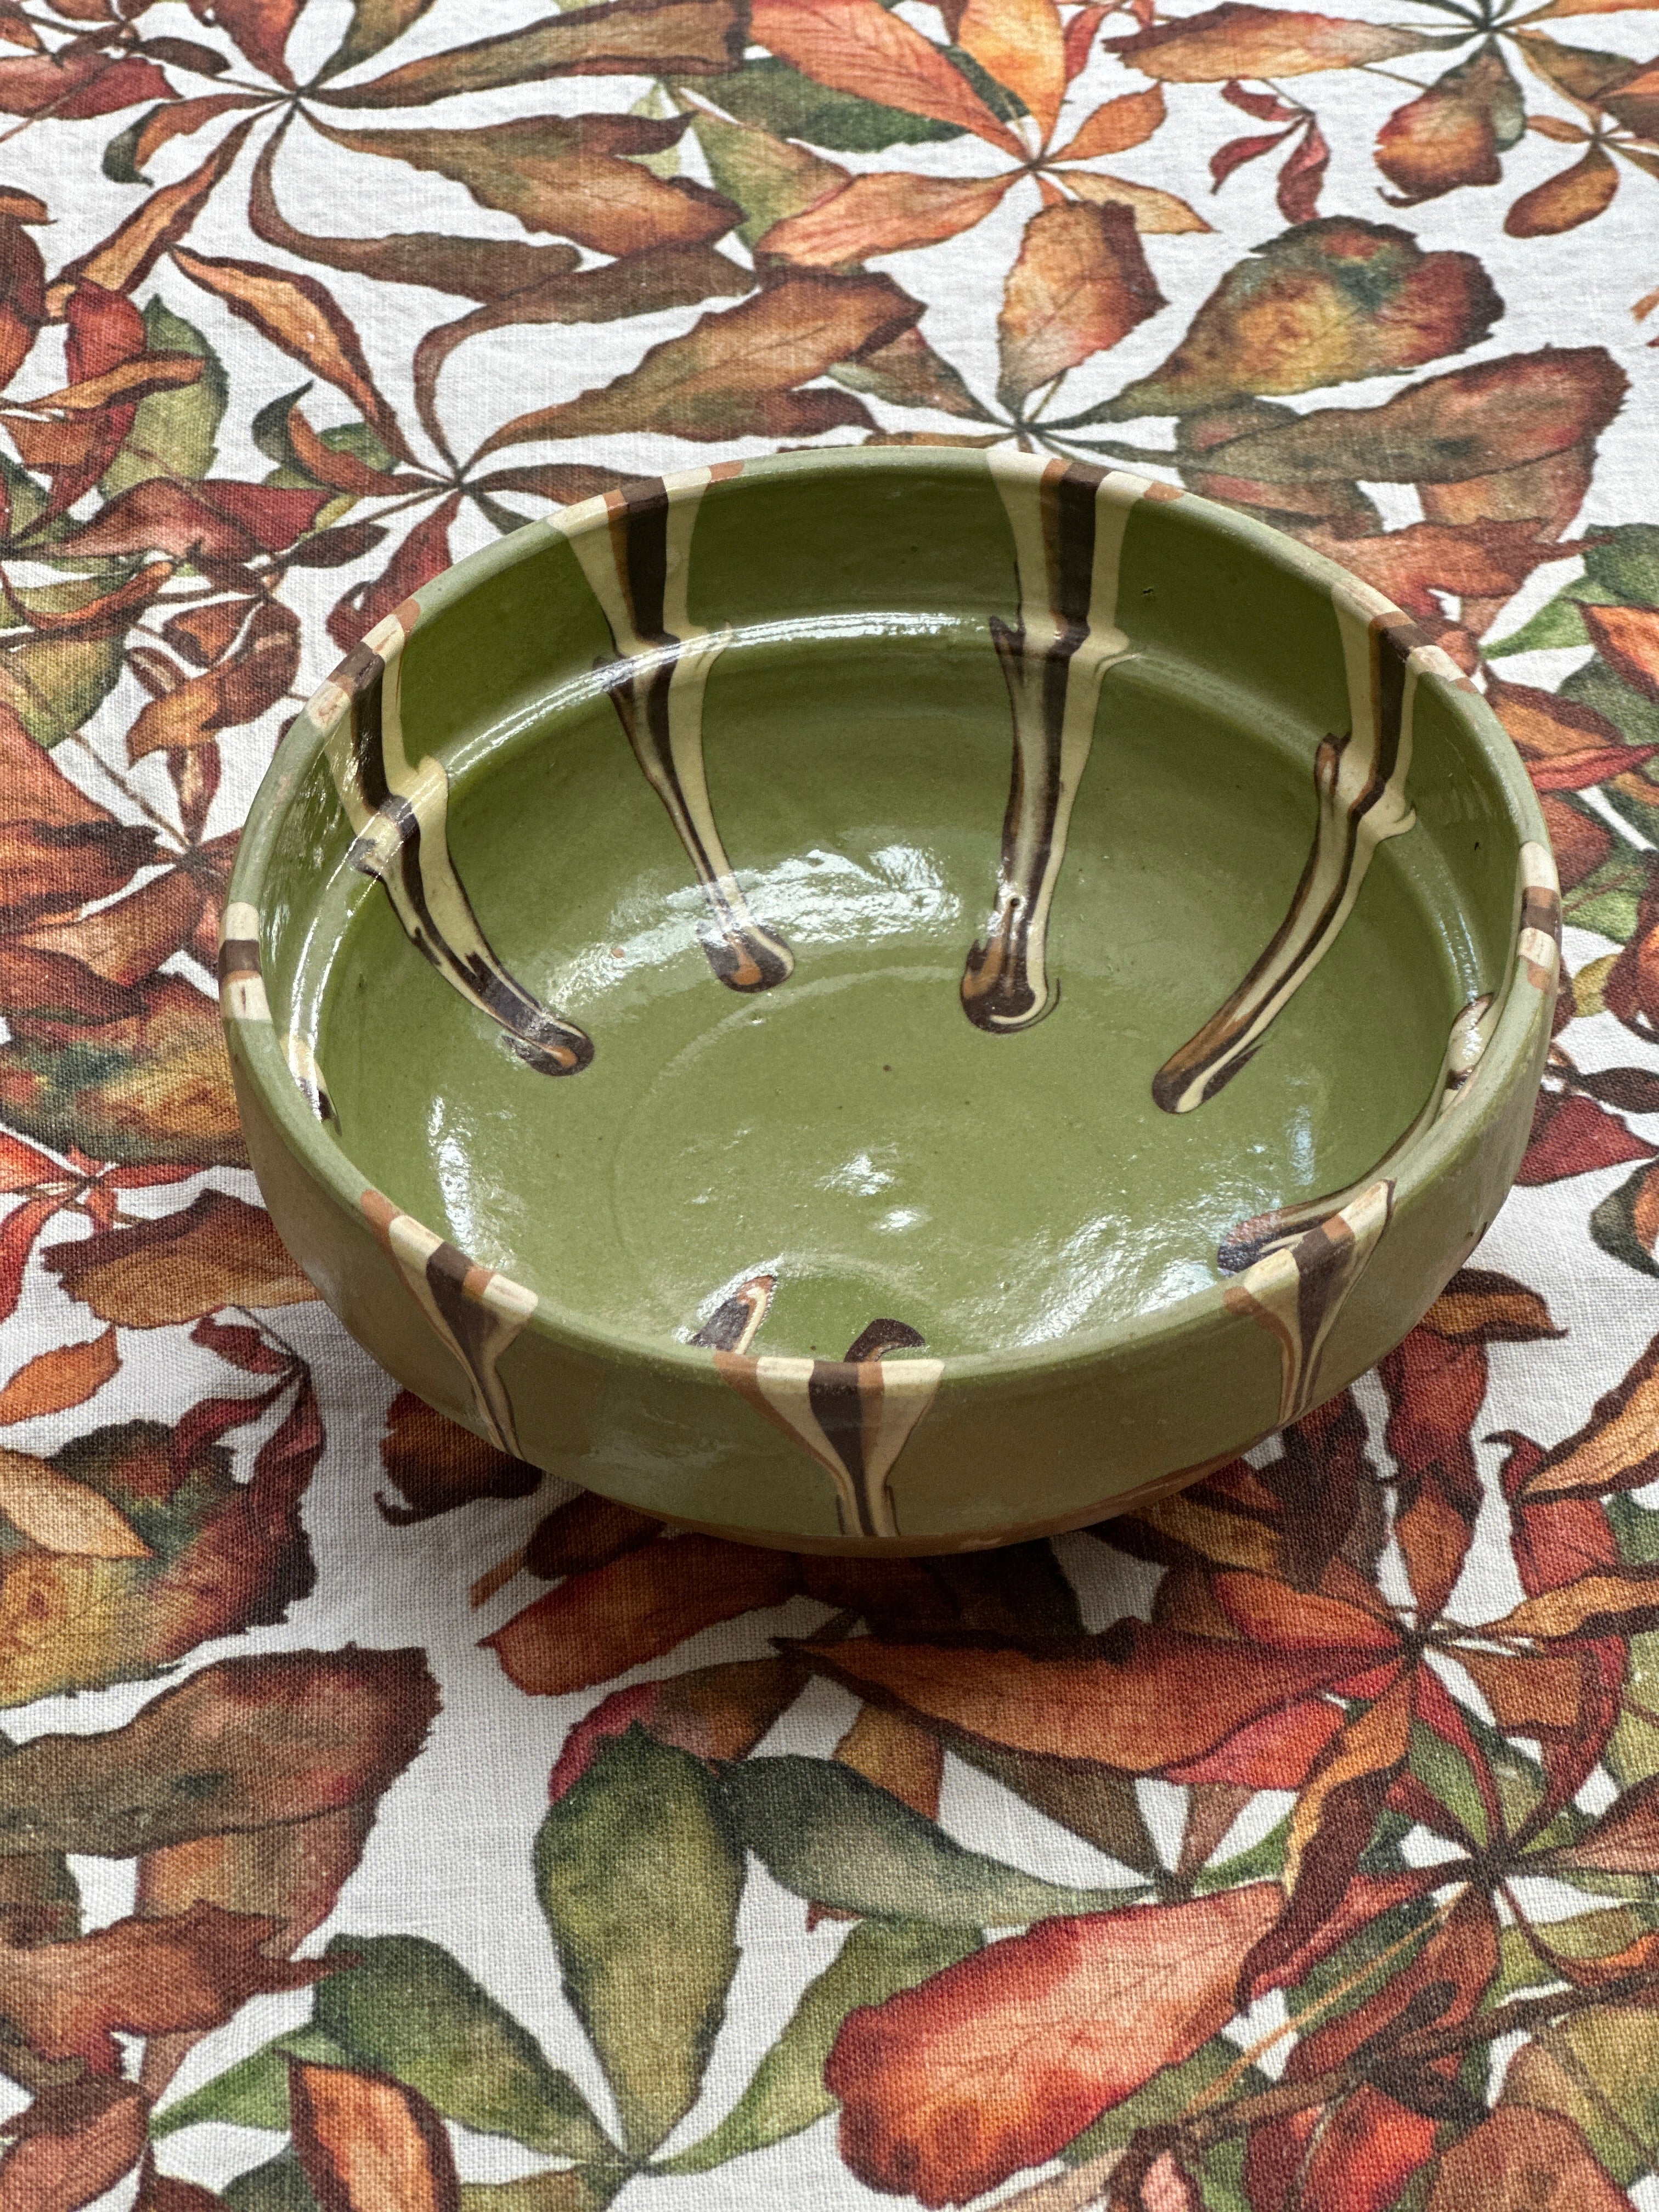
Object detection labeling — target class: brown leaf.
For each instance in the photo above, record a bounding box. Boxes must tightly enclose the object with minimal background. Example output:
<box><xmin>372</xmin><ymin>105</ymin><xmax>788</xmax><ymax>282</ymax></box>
<box><xmin>1426</xmin><ymin>2107</ymin><xmax>1628</xmax><ymax>2210</ymax></box>
<box><xmin>1506</xmin><ymin>142</ymin><xmax>1619</xmax><ymax>233</ymax></box>
<box><xmin>291</xmin><ymin>2061</ymin><xmax>460</xmax><ymax>2212</ymax></box>
<box><xmin>0</xmin><ymin>1904</ymin><xmax>324</xmax><ymax>2073</ymax></box>
<box><xmin>411</xmin><ymin>247</ymin><xmax>751</xmax><ymax>455</ymax></box>
<box><xmin>473</xmin><ymin>272</ymin><xmax>920</xmax><ymax>452</ymax></box>
<box><xmin>827</xmin><ymin>324</ymin><xmax>986</xmax><ymax>417</ymax></box>
<box><xmin>1104</xmin><ymin>217</ymin><xmax>1500</xmax><ymax>419</ymax></box>
<box><xmin>317</xmin><ymin>0</ymin><xmax>441</xmax><ymax>81</ymax></box>
<box><xmin>171</xmin><ymin>247</ymin><xmax>411</xmax><ymax>463</ymax></box>
<box><xmin>0</xmin><ymin>708</ymin><xmax>155</xmax><ymax>926</ymax></box>
<box><xmin>0</xmin><ymin>2081</ymin><xmax>148</xmax><ymax>2212</ymax></box>
<box><xmin>1032</xmin><ymin>168</ymin><xmax>1211</xmax><ymax>233</ymax></box>
<box><xmin>997</xmin><ymin>200</ymin><xmax>1164</xmax><ymax>409</ymax></box>
<box><xmin>802</xmin><ymin>1626</ymin><xmax>1358</xmax><ymax>1771</ymax></box>
<box><xmin>1298</xmin><ymin>520</ymin><xmax>1583</xmax><ymax>624</ymax></box>
<box><xmin>41</xmin><ymin>1188</ymin><xmax>317</xmax><ymax>1326</ymax></box>
<box><xmin>1583</xmin><ymin>600</ymin><xmax>1659</xmax><ymax>702</ymax></box>
<box><xmin>826</xmin><ymin>1884</ymin><xmax>1282</xmax><ymax>2205</ymax></box>
<box><xmin>52</xmin><ymin>121</ymin><xmax>255</xmax><ymax>302</ymax></box>
<box><xmin>0</xmin><ymin>1330</ymin><xmax>119</xmax><ymax>1430</ymax></box>
<box><xmin>205</xmin><ymin>0</ymin><xmax>299</xmax><ymax>82</ymax></box>
<box><xmin>307</xmin><ymin>112</ymin><xmax>739</xmax><ymax>259</ymax></box>
<box><xmin>750</xmin><ymin>0</ymin><xmax>1025</xmax><ymax>149</ymax></box>
<box><xmin>110</xmin><ymin>91</ymin><xmax>266</xmax><ymax>183</ymax></box>
<box><xmin>1505</xmin><ymin>1328</ymin><xmax>1659</xmax><ymax>1500</ymax></box>
<box><xmin>1421</xmin><ymin>1266</ymin><xmax>1564</xmax><ymax>1344</ymax></box>
<box><xmin>0</xmin><ymin>1646</ymin><xmax>439</xmax><ymax>1854</ymax></box>
<box><xmin>957</xmin><ymin>0</ymin><xmax>1065</xmax><ymax>138</ymax></box>
<box><xmin>1190</xmin><ymin>345</ymin><xmax>1626</xmax><ymax>482</ymax></box>
<box><xmin>376</xmin><ymin>1390</ymin><xmax>540</xmax><ymax>1523</ymax></box>
<box><xmin>1051</xmin><ymin>83</ymin><xmax>1165</xmax><ymax>160</ymax></box>
<box><xmin>835</xmin><ymin>1700</ymin><xmax>943</xmax><ymax>1818</ymax></box>
<box><xmin>312</xmin><ymin>0</ymin><xmax>746</xmax><ymax>105</ymax></box>
<box><xmin>0</xmin><ymin>46</ymin><xmax>172</xmax><ymax>119</ymax></box>
<box><xmin>760</xmin><ymin>171</ymin><xmax>1012</xmax><ymax>267</ymax></box>
<box><xmin>1482</xmin><ymin>1564</ymin><xmax>1659</xmax><ymax>1639</ymax></box>
<box><xmin>521</xmin><ymin>1489</ymin><xmax>664</xmax><ymax>1575</ymax></box>
<box><xmin>1375</xmin><ymin>44</ymin><xmax>1524</xmax><ymax>206</ymax></box>
<box><xmin>484</xmin><ymin>1533</ymin><xmax>799</xmax><ymax>1694</ymax></box>
<box><xmin>1108</xmin><ymin>2</ymin><xmax>1433</xmax><ymax>78</ymax></box>
<box><xmin>249</xmin><ymin>127</ymin><xmax>583</xmax><ymax>302</ymax></box>
<box><xmin>127</xmin><ymin>601</ymin><xmax>300</xmax><ymax>756</ymax></box>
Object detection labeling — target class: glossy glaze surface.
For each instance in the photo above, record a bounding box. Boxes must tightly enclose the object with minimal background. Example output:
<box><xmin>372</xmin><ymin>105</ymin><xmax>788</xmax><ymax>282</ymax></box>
<box><xmin>223</xmin><ymin>449</ymin><xmax>1556</xmax><ymax>1550</ymax></box>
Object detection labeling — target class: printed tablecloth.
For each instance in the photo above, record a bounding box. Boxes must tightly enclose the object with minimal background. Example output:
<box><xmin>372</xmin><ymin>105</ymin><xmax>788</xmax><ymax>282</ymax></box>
<box><xmin>2</xmin><ymin>0</ymin><xmax>1658</xmax><ymax>2204</ymax></box>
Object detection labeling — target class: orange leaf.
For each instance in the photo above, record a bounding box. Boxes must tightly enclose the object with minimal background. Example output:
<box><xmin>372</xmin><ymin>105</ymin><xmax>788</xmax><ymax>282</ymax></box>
<box><xmin>804</xmin><ymin>1626</ymin><xmax>1359</xmax><ymax>1770</ymax></box>
<box><xmin>21</xmin><ymin>868</ymin><xmax>205</xmax><ymax>988</ymax></box>
<box><xmin>170</xmin><ymin>247</ymin><xmax>411</xmax><ymax>462</ymax></box>
<box><xmin>1504</xmin><ymin>1327</ymin><xmax>1659</xmax><ymax>1501</ymax></box>
<box><xmin>1108</xmin><ymin>2</ymin><xmax>1432</xmax><ymax>79</ymax></box>
<box><xmin>1375</xmin><ymin>46</ymin><xmax>1522</xmax><ymax>207</ymax></box>
<box><xmin>1051</xmin><ymin>82</ymin><xmax>1166</xmax><ymax>159</ymax></box>
<box><xmin>957</xmin><ymin>0</ymin><xmax>1065</xmax><ymax>138</ymax></box>
<box><xmin>1584</xmin><ymin>599</ymin><xmax>1659</xmax><ymax>701</ymax></box>
<box><xmin>1483</xmin><ymin>1565</ymin><xmax>1659</xmax><ymax>1640</ymax></box>
<box><xmin>290</xmin><ymin>2062</ymin><xmax>460</xmax><ymax>2212</ymax></box>
<box><xmin>484</xmin><ymin>1533</ymin><xmax>800</xmax><ymax>1694</ymax></box>
<box><xmin>52</xmin><ymin>121</ymin><xmax>255</xmax><ymax>303</ymax></box>
<box><xmin>750</xmin><ymin>0</ymin><xmax>1025</xmax><ymax>150</ymax></box>
<box><xmin>826</xmin><ymin>1884</ymin><xmax>1282</xmax><ymax>2205</ymax></box>
<box><xmin>41</xmin><ymin>1188</ymin><xmax>317</xmax><ymax>1327</ymax></box>
<box><xmin>759</xmin><ymin>171</ymin><xmax>1012</xmax><ymax>266</ymax></box>
<box><xmin>0</xmin><ymin>1904</ymin><xmax>324</xmax><ymax>2072</ymax></box>
<box><xmin>0</xmin><ymin>1327</ymin><xmax>118</xmax><ymax>1429</ymax></box>
<box><xmin>997</xmin><ymin>199</ymin><xmax>1165</xmax><ymax>409</ymax></box>
<box><xmin>1427</xmin><ymin>2108</ymin><xmax>1628</xmax><ymax>2210</ymax></box>
<box><xmin>127</xmin><ymin>601</ymin><xmax>300</xmax><ymax>757</ymax></box>
<box><xmin>835</xmin><ymin>1699</ymin><xmax>943</xmax><ymax>1819</ymax></box>
<box><xmin>1506</xmin><ymin>142</ymin><xmax>1620</xmax><ymax>235</ymax></box>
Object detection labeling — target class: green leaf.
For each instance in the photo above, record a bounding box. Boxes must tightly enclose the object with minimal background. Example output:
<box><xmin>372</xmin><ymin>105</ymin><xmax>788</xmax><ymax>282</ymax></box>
<box><xmin>1194</xmin><ymin>1813</ymin><xmax>1290</xmax><ymax>1892</ymax></box>
<box><xmin>1494</xmin><ymin>1905</ymin><xmax>1659</xmax><ymax>2004</ymax></box>
<box><xmin>1590</xmin><ymin>1164</ymin><xmax>1659</xmax><ymax>1283</ymax></box>
<box><xmin>534</xmin><ymin>1727</ymin><xmax>744</xmax><ymax>2160</ymax></box>
<box><xmin>1406</xmin><ymin>1720</ymin><xmax>1487</xmax><ymax>1845</ymax></box>
<box><xmin>1561</xmin><ymin>848</ymin><xmax>1658</xmax><ymax>944</ymax></box>
<box><xmin>313</xmin><ymin>1935</ymin><xmax>614</xmax><ymax>2160</ymax></box>
<box><xmin>1062</xmin><ymin>2034</ymin><xmax>1266</xmax><ymax>2164</ymax></box>
<box><xmin>224</xmin><ymin>2153</ymin><xmax>320</xmax><ymax>2212</ymax></box>
<box><xmin>100</xmin><ymin>302</ymin><xmax>227</xmax><ymax>494</ymax></box>
<box><xmin>460</xmin><ymin>2177</ymin><xmax>622</xmax><ymax>2212</ymax></box>
<box><xmin>719</xmin><ymin>1754</ymin><xmax>1145</xmax><ymax>1926</ymax></box>
<box><xmin>318</xmin><ymin>0</ymin><xmax>441</xmax><ymax>81</ymax></box>
<box><xmin>943</xmin><ymin>44</ymin><xmax>1029</xmax><ymax>121</ymax></box>
<box><xmin>1561</xmin><ymin>658</ymin><xmax>1659</xmax><ymax>750</ymax></box>
<box><xmin>952</xmin><ymin>1740</ymin><xmax>1158</xmax><ymax>1872</ymax></box>
<box><xmin>1487</xmin><ymin>587</ymin><xmax>1596</xmax><ymax>658</ymax></box>
<box><xmin>686</xmin><ymin>55</ymin><xmax>965</xmax><ymax>148</ymax></box>
<box><xmin>685</xmin><ymin>103</ymin><xmax>844</xmax><ymax>248</ymax></box>
<box><xmin>152</xmin><ymin>2025</ymin><xmax>350</xmax><ymax>2136</ymax></box>
<box><xmin>0</xmin><ymin>579</ymin><xmax>127</xmax><ymax>746</ymax></box>
<box><xmin>660</xmin><ymin>1918</ymin><xmax>978</xmax><ymax>2172</ymax></box>
<box><xmin>1504</xmin><ymin>2002</ymin><xmax>1659</xmax><ymax>2185</ymax></box>
<box><xmin>1582</xmin><ymin>522</ymin><xmax>1659</xmax><ymax>608</ymax></box>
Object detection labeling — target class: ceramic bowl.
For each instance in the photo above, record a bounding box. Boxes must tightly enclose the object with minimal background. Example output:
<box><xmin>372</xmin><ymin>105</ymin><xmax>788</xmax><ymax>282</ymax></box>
<box><xmin>222</xmin><ymin>448</ymin><xmax>1558</xmax><ymax>1554</ymax></box>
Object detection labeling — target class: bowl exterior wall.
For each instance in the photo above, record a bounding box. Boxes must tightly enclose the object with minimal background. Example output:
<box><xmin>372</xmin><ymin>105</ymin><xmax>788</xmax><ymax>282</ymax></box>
<box><xmin>223</xmin><ymin>449</ymin><xmax>1555</xmax><ymax>1555</ymax></box>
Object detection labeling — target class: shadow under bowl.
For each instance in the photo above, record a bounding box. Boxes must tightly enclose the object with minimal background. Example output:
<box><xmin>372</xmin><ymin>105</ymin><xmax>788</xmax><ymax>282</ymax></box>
<box><xmin>222</xmin><ymin>448</ymin><xmax>1557</xmax><ymax>1554</ymax></box>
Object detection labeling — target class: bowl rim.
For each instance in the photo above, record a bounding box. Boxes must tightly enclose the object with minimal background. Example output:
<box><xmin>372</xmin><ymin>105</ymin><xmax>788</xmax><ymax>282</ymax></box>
<box><xmin>224</xmin><ymin>443</ymin><xmax>1555</xmax><ymax>1387</ymax></box>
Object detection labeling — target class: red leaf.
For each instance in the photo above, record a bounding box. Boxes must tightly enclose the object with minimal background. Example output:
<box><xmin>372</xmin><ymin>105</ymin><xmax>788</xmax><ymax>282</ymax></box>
<box><xmin>826</xmin><ymin>1885</ymin><xmax>1282</xmax><ymax>2205</ymax></box>
<box><xmin>65</xmin><ymin>478</ymin><xmax>331</xmax><ymax>560</ymax></box>
<box><xmin>1210</xmin><ymin>127</ymin><xmax>1293</xmax><ymax>188</ymax></box>
<box><xmin>1221</xmin><ymin>77</ymin><xmax>1297</xmax><ymax>118</ymax></box>
<box><xmin>1517</xmin><ymin>1087</ymin><xmax>1657</xmax><ymax>1183</ymax></box>
<box><xmin>483</xmin><ymin>1533</ymin><xmax>799</xmax><ymax>1694</ymax></box>
<box><xmin>0</xmin><ymin>1192</ymin><xmax>64</xmax><ymax>1324</ymax></box>
<box><xmin>207</xmin><ymin>0</ymin><xmax>299</xmax><ymax>83</ymax></box>
<box><xmin>1276</xmin><ymin>119</ymin><xmax>1329</xmax><ymax>220</ymax></box>
<box><xmin>328</xmin><ymin>492</ymin><xmax>459</xmax><ymax>653</ymax></box>
<box><xmin>65</xmin><ymin>278</ymin><xmax>145</xmax><ymax>381</ymax></box>
<box><xmin>0</xmin><ymin>46</ymin><xmax>172</xmax><ymax>119</ymax></box>
<box><xmin>0</xmin><ymin>2081</ymin><xmax>148</xmax><ymax>2212</ymax></box>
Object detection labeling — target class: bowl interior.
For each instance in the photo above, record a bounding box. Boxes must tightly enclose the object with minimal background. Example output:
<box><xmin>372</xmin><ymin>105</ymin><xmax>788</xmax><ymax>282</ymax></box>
<box><xmin>267</xmin><ymin>455</ymin><xmax>1530</xmax><ymax>1369</ymax></box>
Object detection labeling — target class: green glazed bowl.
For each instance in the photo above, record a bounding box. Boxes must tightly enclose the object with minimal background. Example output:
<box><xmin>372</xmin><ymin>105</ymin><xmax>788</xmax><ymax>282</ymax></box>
<box><xmin>222</xmin><ymin>447</ymin><xmax>1558</xmax><ymax>1555</ymax></box>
